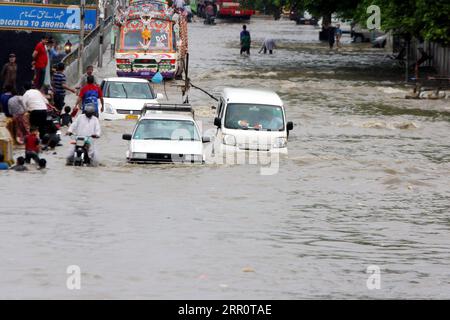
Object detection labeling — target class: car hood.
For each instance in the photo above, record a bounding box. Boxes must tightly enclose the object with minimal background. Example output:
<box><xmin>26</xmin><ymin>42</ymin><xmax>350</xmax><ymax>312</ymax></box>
<box><xmin>104</xmin><ymin>97</ymin><xmax>159</xmax><ymax>110</ymax></box>
<box><xmin>130</xmin><ymin>139</ymin><xmax>203</xmax><ymax>155</ymax></box>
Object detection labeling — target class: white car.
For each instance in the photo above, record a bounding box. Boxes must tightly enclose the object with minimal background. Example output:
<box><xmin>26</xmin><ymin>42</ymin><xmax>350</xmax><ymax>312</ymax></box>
<box><xmin>213</xmin><ymin>88</ymin><xmax>293</xmax><ymax>154</ymax></box>
<box><xmin>100</xmin><ymin>77</ymin><xmax>164</xmax><ymax>120</ymax></box>
<box><xmin>122</xmin><ymin>104</ymin><xmax>208</xmax><ymax>163</ymax></box>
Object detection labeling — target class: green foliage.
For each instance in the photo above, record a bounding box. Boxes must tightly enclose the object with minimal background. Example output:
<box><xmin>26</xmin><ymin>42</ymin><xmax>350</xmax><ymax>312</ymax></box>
<box><xmin>354</xmin><ymin>0</ymin><xmax>450</xmax><ymax>45</ymax></box>
<box><xmin>245</xmin><ymin>0</ymin><xmax>449</xmax><ymax>45</ymax></box>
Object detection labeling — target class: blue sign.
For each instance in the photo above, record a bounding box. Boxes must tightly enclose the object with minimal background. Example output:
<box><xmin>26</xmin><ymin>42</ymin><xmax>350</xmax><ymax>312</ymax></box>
<box><xmin>0</xmin><ymin>3</ymin><xmax>97</xmax><ymax>34</ymax></box>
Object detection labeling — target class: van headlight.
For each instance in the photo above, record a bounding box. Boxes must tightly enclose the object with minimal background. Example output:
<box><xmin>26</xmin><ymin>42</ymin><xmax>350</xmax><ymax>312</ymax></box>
<box><xmin>104</xmin><ymin>103</ymin><xmax>114</xmax><ymax>114</ymax></box>
<box><xmin>222</xmin><ymin>134</ymin><xmax>236</xmax><ymax>146</ymax></box>
<box><xmin>273</xmin><ymin>137</ymin><xmax>287</xmax><ymax>148</ymax></box>
<box><xmin>132</xmin><ymin>152</ymin><xmax>147</xmax><ymax>159</ymax></box>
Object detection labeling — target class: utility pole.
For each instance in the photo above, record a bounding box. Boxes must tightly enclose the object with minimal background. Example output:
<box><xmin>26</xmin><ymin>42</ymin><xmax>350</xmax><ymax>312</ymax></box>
<box><xmin>111</xmin><ymin>0</ymin><xmax>117</xmax><ymax>60</ymax></box>
<box><xmin>78</xmin><ymin>0</ymin><xmax>86</xmax><ymax>78</ymax></box>
<box><xmin>98</xmin><ymin>0</ymin><xmax>105</xmax><ymax>68</ymax></box>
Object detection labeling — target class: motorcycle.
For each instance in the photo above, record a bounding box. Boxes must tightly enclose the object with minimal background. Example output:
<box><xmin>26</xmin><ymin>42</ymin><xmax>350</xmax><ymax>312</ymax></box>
<box><xmin>204</xmin><ymin>15</ymin><xmax>216</xmax><ymax>25</ymax></box>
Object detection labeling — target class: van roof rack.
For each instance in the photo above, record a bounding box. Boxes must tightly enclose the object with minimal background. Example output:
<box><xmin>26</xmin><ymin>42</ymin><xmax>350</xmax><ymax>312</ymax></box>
<box><xmin>141</xmin><ymin>103</ymin><xmax>194</xmax><ymax>117</ymax></box>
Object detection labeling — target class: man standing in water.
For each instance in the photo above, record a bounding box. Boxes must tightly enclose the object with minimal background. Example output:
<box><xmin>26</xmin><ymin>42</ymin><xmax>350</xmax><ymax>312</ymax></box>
<box><xmin>240</xmin><ymin>25</ymin><xmax>251</xmax><ymax>55</ymax></box>
<box><xmin>327</xmin><ymin>24</ymin><xmax>336</xmax><ymax>50</ymax></box>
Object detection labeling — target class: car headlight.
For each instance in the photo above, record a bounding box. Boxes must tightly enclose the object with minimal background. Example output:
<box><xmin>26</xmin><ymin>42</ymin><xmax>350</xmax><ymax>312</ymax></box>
<box><xmin>222</xmin><ymin>134</ymin><xmax>236</xmax><ymax>146</ymax></box>
<box><xmin>132</xmin><ymin>152</ymin><xmax>147</xmax><ymax>159</ymax></box>
<box><xmin>104</xmin><ymin>103</ymin><xmax>114</xmax><ymax>114</ymax></box>
<box><xmin>273</xmin><ymin>137</ymin><xmax>287</xmax><ymax>148</ymax></box>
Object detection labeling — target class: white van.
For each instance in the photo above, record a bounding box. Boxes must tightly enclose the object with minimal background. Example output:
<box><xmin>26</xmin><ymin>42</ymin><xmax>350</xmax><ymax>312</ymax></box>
<box><xmin>213</xmin><ymin>88</ymin><xmax>293</xmax><ymax>154</ymax></box>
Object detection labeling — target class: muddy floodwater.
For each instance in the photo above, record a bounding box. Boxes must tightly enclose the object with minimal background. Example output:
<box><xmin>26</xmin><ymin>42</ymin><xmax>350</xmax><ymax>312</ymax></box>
<box><xmin>1</xmin><ymin>17</ymin><xmax>449</xmax><ymax>299</ymax></box>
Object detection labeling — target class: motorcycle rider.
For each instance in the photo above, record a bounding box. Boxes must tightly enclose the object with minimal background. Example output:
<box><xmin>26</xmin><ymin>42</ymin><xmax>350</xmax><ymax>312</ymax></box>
<box><xmin>66</xmin><ymin>104</ymin><xmax>101</xmax><ymax>165</ymax></box>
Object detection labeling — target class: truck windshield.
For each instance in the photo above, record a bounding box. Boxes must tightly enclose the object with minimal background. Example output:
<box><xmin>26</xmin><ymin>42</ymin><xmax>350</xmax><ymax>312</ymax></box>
<box><xmin>133</xmin><ymin>119</ymin><xmax>200</xmax><ymax>141</ymax></box>
<box><xmin>121</xmin><ymin>20</ymin><xmax>172</xmax><ymax>51</ymax></box>
<box><xmin>224</xmin><ymin>104</ymin><xmax>285</xmax><ymax>131</ymax></box>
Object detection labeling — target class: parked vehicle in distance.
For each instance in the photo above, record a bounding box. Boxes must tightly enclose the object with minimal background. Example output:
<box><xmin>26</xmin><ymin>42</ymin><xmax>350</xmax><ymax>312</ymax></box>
<box><xmin>288</xmin><ymin>6</ymin><xmax>300</xmax><ymax>20</ymax></box>
<box><xmin>122</xmin><ymin>104</ymin><xmax>208</xmax><ymax>164</ymax></box>
<box><xmin>100</xmin><ymin>77</ymin><xmax>163</xmax><ymax>121</ymax></box>
<box><xmin>197</xmin><ymin>0</ymin><xmax>254</xmax><ymax>20</ymax></box>
<box><xmin>317</xmin><ymin>17</ymin><xmax>353</xmax><ymax>33</ymax></box>
<box><xmin>213</xmin><ymin>88</ymin><xmax>293</xmax><ymax>155</ymax></box>
<box><xmin>296</xmin><ymin>11</ymin><xmax>318</xmax><ymax>25</ymax></box>
<box><xmin>351</xmin><ymin>24</ymin><xmax>385</xmax><ymax>43</ymax></box>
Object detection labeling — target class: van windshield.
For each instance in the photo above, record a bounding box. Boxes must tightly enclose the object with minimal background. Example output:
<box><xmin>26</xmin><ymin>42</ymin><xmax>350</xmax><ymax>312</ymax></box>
<box><xmin>133</xmin><ymin>119</ymin><xmax>200</xmax><ymax>141</ymax></box>
<box><xmin>224</xmin><ymin>104</ymin><xmax>285</xmax><ymax>131</ymax></box>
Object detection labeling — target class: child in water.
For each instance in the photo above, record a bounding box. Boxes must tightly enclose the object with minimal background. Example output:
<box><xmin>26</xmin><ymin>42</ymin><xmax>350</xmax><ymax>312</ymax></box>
<box><xmin>60</xmin><ymin>106</ymin><xmax>73</xmax><ymax>127</ymax></box>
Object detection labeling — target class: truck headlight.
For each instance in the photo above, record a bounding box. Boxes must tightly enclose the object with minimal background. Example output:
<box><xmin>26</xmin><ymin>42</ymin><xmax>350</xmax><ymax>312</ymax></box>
<box><xmin>223</xmin><ymin>134</ymin><xmax>236</xmax><ymax>146</ymax></box>
<box><xmin>104</xmin><ymin>103</ymin><xmax>114</xmax><ymax>114</ymax></box>
<box><xmin>132</xmin><ymin>152</ymin><xmax>147</xmax><ymax>159</ymax></box>
<box><xmin>273</xmin><ymin>137</ymin><xmax>287</xmax><ymax>148</ymax></box>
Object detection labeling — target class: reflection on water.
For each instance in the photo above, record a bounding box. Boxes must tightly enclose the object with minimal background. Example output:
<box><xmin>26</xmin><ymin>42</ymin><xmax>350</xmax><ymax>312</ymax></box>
<box><xmin>0</xmin><ymin>17</ymin><xmax>449</xmax><ymax>299</ymax></box>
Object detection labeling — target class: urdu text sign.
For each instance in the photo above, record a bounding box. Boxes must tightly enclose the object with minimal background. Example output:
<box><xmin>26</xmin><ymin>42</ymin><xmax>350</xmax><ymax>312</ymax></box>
<box><xmin>0</xmin><ymin>3</ymin><xmax>97</xmax><ymax>34</ymax></box>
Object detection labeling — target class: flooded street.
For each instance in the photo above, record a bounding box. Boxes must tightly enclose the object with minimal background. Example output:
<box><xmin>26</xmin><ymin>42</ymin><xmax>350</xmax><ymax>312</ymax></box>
<box><xmin>1</xmin><ymin>17</ymin><xmax>450</xmax><ymax>299</ymax></box>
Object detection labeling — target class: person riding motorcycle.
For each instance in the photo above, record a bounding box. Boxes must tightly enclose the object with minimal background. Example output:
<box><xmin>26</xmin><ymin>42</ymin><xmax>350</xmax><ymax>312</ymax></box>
<box><xmin>66</xmin><ymin>104</ymin><xmax>101</xmax><ymax>165</ymax></box>
<box><xmin>204</xmin><ymin>2</ymin><xmax>215</xmax><ymax>25</ymax></box>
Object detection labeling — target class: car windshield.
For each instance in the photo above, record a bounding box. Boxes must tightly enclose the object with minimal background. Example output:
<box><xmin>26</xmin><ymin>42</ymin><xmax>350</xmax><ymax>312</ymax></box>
<box><xmin>106</xmin><ymin>81</ymin><xmax>155</xmax><ymax>99</ymax></box>
<box><xmin>133</xmin><ymin>119</ymin><xmax>200</xmax><ymax>141</ymax></box>
<box><xmin>224</xmin><ymin>104</ymin><xmax>285</xmax><ymax>131</ymax></box>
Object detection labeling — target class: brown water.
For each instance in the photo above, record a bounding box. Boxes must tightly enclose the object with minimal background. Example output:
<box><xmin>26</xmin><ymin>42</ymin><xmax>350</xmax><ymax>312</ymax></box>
<box><xmin>1</xmin><ymin>17</ymin><xmax>449</xmax><ymax>299</ymax></box>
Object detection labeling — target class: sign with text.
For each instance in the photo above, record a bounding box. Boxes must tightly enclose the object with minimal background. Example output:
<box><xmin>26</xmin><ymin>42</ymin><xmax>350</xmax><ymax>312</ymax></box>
<box><xmin>0</xmin><ymin>2</ymin><xmax>97</xmax><ymax>34</ymax></box>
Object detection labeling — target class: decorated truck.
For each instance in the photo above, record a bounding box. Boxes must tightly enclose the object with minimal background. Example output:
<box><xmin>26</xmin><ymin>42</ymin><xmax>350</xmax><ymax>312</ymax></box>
<box><xmin>114</xmin><ymin>0</ymin><xmax>188</xmax><ymax>79</ymax></box>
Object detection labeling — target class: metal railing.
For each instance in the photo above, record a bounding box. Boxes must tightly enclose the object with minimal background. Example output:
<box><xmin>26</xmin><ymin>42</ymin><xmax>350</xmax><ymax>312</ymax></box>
<box><xmin>62</xmin><ymin>15</ymin><xmax>113</xmax><ymax>66</ymax></box>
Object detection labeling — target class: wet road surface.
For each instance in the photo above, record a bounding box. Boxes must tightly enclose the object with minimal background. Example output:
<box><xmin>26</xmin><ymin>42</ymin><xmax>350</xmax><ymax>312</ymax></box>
<box><xmin>1</xmin><ymin>17</ymin><xmax>449</xmax><ymax>299</ymax></box>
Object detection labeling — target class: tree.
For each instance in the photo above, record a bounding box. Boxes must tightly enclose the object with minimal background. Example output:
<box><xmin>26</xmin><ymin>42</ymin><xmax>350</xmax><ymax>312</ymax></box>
<box><xmin>354</xmin><ymin>0</ymin><xmax>450</xmax><ymax>45</ymax></box>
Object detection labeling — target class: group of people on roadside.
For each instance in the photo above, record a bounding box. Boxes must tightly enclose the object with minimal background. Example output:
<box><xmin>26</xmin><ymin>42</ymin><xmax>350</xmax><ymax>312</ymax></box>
<box><xmin>0</xmin><ymin>34</ymin><xmax>105</xmax><ymax>170</ymax></box>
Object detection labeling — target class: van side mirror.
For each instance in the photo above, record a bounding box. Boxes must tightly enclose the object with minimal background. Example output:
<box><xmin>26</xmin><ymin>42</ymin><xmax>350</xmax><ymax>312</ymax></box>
<box><xmin>156</xmin><ymin>93</ymin><xmax>164</xmax><ymax>100</ymax></box>
<box><xmin>214</xmin><ymin>117</ymin><xmax>221</xmax><ymax>128</ymax></box>
<box><xmin>122</xmin><ymin>134</ymin><xmax>132</xmax><ymax>140</ymax></box>
<box><xmin>287</xmin><ymin>121</ymin><xmax>294</xmax><ymax>131</ymax></box>
<box><xmin>202</xmin><ymin>136</ymin><xmax>211</xmax><ymax>143</ymax></box>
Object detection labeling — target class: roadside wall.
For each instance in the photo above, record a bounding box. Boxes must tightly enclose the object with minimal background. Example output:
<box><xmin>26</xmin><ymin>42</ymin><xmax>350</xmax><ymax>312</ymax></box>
<box><xmin>64</xmin><ymin>17</ymin><xmax>113</xmax><ymax>86</ymax></box>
